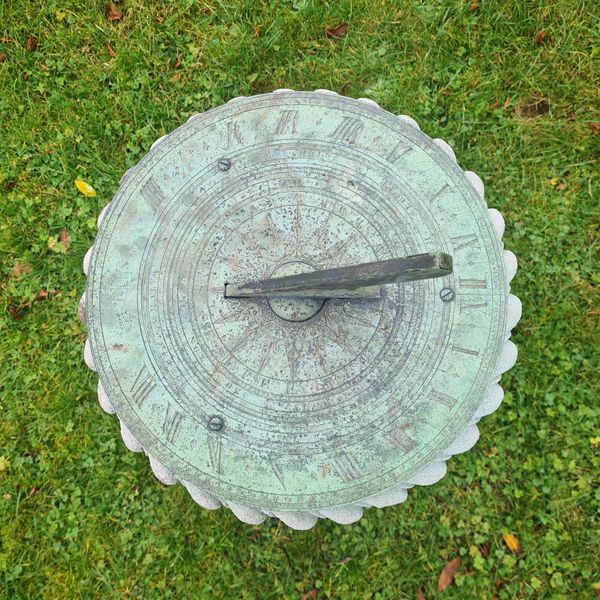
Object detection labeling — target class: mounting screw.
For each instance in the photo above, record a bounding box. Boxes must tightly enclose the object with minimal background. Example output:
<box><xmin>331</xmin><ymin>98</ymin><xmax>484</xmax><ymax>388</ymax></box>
<box><xmin>217</xmin><ymin>158</ymin><xmax>231</xmax><ymax>171</ymax></box>
<box><xmin>440</xmin><ymin>287</ymin><xmax>455</xmax><ymax>302</ymax></box>
<box><xmin>208</xmin><ymin>415</ymin><xmax>224</xmax><ymax>431</ymax></box>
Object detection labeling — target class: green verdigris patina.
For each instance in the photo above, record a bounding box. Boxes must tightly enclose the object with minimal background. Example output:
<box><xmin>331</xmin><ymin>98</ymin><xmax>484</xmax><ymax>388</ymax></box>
<box><xmin>85</xmin><ymin>91</ymin><xmax>509</xmax><ymax>516</ymax></box>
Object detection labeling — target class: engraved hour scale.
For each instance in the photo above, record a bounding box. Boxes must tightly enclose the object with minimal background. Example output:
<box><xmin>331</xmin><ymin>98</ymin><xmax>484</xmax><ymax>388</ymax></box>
<box><xmin>81</xmin><ymin>90</ymin><xmax>521</xmax><ymax>529</ymax></box>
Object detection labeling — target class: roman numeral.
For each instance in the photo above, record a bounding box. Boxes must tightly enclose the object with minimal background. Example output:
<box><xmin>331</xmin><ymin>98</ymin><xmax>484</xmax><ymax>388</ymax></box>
<box><xmin>129</xmin><ymin>366</ymin><xmax>156</xmax><ymax>408</ymax></box>
<box><xmin>387</xmin><ymin>424</ymin><xmax>416</xmax><ymax>453</ymax></box>
<box><xmin>268</xmin><ymin>457</ymin><xmax>286</xmax><ymax>488</ymax></box>
<box><xmin>452</xmin><ymin>345</ymin><xmax>480</xmax><ymax>357</ymax></box>
<box><xmin>162</xmin><ymin>405</ymin><xmax>183</xmax><ymax>444</ymax></box>
<box><xmin>430</xmin><ymin>183</ymin><xmax>449</xmax><ymax>202</ymax></box>
<box><xmin>387</xmin><ymin>142</ymin><xmax>413</xmax><ymax>163</ymax></box>
<box><xmin>331</xmin><ymin>117</ymin><xmax>364</xmax><ymax>144</ymax></box>
<box><xmin>331</xmin><ymin>452</ymin><xmax>362</xmax><ymax>482</ymax></box>
<box><xmin>140</xmin><ymin>177</ymin><xmax>166</xmax><ymax>213</ymax></box>
<box><xmin>460</xmin><ymin>301</ymin><xmax>488</xmax><ymax>314</ymax></box>
<box><xmin>275</xmin><ymin>110</ymin><xmax>298</xmax><ymax>134</ymax></box>
<box><xmin>208</xmin><ymin>434</ymin><xmax>223</xmax><ymax>474</ymax></box>
<box><xmin>459</xmin><ymin>278</ymin><xmax>487</xmax><ymax>289</ymax></box>
<box><xmin>227</xmin><ymin>121</ymin><xmax>242</xmax><ymax>146</ymax></box>
<box><xmin>451</xmin><ymin>233</ymin><xmax>479</xmax><ymax>252</ymax></box>
<box><xmin>431</xmin><ymin>389</ymin><xmax>457</xmax><ymax>410</ymax></box>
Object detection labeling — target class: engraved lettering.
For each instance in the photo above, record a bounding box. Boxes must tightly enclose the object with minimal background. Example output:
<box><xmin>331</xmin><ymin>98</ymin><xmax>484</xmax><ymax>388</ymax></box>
<box><xmin>331</xmin><ymin>117</ymin><xmax>364</xmax><ymax>144</ymax></box>
<box><xmin>387</xmin><ymin>141</ymin><xmax>413</xmax><ymax>163</ymax></box>
<box><xmin>268</xmin><ymin>457</ymin><xmax>286</xmax><ymax>488</ymax></box>
<box><xmin>129</xmin><ymin>366</ymin><xmax>156</xmax><ymax>408</ymax></box>
<box><xmin>460</xmin><ymin>300</ymin><xmax>488</xmax><ymax>314</ymax></box>
<box><xmin>140</xmin><ymin>177</ymin><xmax>165</xmax><ymax>213</ymax></box>
<box><xmin>451</xmin><ymin>233</ymin><xmax>479</xmax><ymax>252</ymax></box>
<box><xmin>227</xmin><ymin>121</ymin><xmax>242</xmax><ymax>146</ymax></box>
<box><xmin>459</xmin><ymin>278</ymin><xmax>487</xmax><ymax>289</ymax></box>
<box><xmin>162</xmin><ymin>405</ymin><xmax>183</xmax><ymax>443</ymax></box>
<box><xmin>430</xmin><ymin>183</ymin><xmax>449</xmax><ymax>202</ymax></box>
<box><xmin>431</xmin><ymin>389</ymin><xmax>457</xmax><ymax>409</ymax></box>
<box><xmin>275</xmin><ymin>110</ymin><xmax>298</xmax><ymax>135</ymax></box>
<box><xmin>387</xmin><ymin>424</ymin><xmax>416</xmax><ymax>453</ymax></box>
<box><xmin>331</xmin><ymin>452</ymin><xmax>362</xmax><ymax>482</ymax></box>
<box><xmin>208</xmin><ymin>434</ymin><xmax>223</xmax><ymax>474</ymax></box>
<box><xmin>451</xmin><ymin>345</ymin><xmax>480</xmax><ymax>357</ymax></box>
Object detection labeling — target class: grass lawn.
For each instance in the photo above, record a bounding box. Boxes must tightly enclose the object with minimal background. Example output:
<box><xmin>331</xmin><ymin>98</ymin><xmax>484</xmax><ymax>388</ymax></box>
<box><xmin>0</xmin><ymin>1</ymin><xmax>598</xmax><ymax>598</ymax></box>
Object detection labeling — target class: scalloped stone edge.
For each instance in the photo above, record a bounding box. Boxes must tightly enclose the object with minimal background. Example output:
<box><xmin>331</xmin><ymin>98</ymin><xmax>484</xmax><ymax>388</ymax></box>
<box><xmin>81</xmin><ymin>90</ymin><xmax>520</xmax><ymax>530</ymax></box>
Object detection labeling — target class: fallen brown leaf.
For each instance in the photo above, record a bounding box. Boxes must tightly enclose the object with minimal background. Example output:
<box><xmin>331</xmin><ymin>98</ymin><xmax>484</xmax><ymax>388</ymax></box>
<box><xmin>325</xmin><ymin>22</ymin><xmax>348</xmax><ymax>39</ymax></box>
<box><xmin>503</xmin><ymin>533</ymin><xmax>521</xmax><ymax>554</ymax></box>
<box><xmin>557</xmin><ymin>182</ymin><xmax>567</xmax><ymax>191</ymax></box>
<box><xmin>589</xmin><ymin>122</ymin><xmax>600</xmax><ymax>134</ymax></box>
<box><xmin>516</xmin><ymin>97</ymin><xmax>549</xmax><ymax>118</ymax></box>
<box><xmin>534</xmin><ymin>29</ymin><xmax>546</xmax><ymax>45</ymax></box>
<box><xmin>11</xmin><ymin>261</ymin><xmax>32</xmax><ymax>277</ymax></box>
<box><xmin>0</xmin><ymin>54</ymin><xmax>5</xmax><ymax>63</ymax></box>
<box><xmin>106</xmin><ymin>42</ymin><xmax>116</xmax><ymax>58</ymax></box>
<box><xmin>59</xmin><ymin>228</ymin><xmax>71</xmax><ymax>250</ymax></box>
<box><xmin>253</xmin><ymin>24</ymin><xmax>262</xmax><ymax>37</ymax></box>
<box><xmin>437</xmin><ymin>557</ymin><xmax>461</xmax><ymax>591</ymax></box>
<box><xmin>491</xmin><ymin>99</ymin><xmax>500</xmax><ymax>109</ymax></box>
<box><xmin>156</xmin><ymin>15</ymin><xmax>164</xmax><ymax>24</ymax></box>
<box><xmin>300</xmin><ymin>590</ymin><xmax>317</xmax><ymax>600</ymax></box>
<box><xmin>468</xmin><ymin>1</ymin><xmax>480</xmax><ymax>11</ymax></box>
<box><xmin>40</xmin><ymin>288</ymin><xmax>59</xmax><ymax>299</ymax></box>
<box><xmin>105</xmin><ymin>2</ymin><xmax>123</xmax><ymax>22</ymax></box>
<box><xmin>170</xmin><ymin>72</ymin><xmax>181</xmax><ymax>82</ymax></box>
<box><xmin>417</xmin><ymin>590</ymin><xmax>426</xmax><ymax>600</ymax></box>
<box><xmin>26</xmin><ymin>35</ymin><xmax>38</xmax><ymax>52</ymax></box>
<box><xmin>8</xmin><ymin>305</ymin><xmax>22</xmax><ymax>320</ymax></box>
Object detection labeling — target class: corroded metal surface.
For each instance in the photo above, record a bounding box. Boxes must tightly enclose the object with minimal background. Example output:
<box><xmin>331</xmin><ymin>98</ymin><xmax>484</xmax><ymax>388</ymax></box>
<box><xmin>86</xmin><ymin>91</ymin><xmax>510</xmax><ymax>513</ymax></box>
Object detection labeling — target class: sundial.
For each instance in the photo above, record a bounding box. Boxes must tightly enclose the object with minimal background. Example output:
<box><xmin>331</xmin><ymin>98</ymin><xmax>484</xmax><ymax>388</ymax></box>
<box><xmin>81</xmin><ymin>90</ymin><xmax>520</xmax><ymax>529</ymax></box>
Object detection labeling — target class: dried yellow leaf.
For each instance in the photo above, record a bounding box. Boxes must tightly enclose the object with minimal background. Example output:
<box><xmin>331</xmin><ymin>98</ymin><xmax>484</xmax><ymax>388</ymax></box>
<box><xmin>74</xmin><ymin>179</ymin><xmax>96</xmax><ymax>197</ymax></box>
<box><xmin>503</xmin><ymin>533</ymin><xmax>521</xmax><ymax>553</ymax></box>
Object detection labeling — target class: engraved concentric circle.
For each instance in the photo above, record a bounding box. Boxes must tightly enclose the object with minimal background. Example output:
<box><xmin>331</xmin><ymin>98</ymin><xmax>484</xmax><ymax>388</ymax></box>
<box><xmin>87</xmin><ymin>92</ymin><xmax>507</xmax><ymax>509</ymax></box>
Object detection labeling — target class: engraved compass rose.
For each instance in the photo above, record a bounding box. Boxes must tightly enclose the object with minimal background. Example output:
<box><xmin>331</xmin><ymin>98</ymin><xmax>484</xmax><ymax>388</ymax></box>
<box><xmin>81</xmin><ymin>90</ymin><xmax>521</xmax><ymax>529</ymax></box>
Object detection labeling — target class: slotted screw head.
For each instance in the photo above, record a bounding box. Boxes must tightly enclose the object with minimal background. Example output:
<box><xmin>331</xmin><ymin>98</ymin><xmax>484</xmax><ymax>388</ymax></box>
<box><xmin>217</xmin><ymin>158</ymin><xmax>231</xmax><ymax>171</ymax></box>
<box><xmin>440</xmin><ymin>287</ymin><xmax>455</xmax><ymax>302</ymax></box>
<box><xmin>208</xmin><ymin>416</ymin><xmax>224</xmax><ymax>431</ymax></box>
